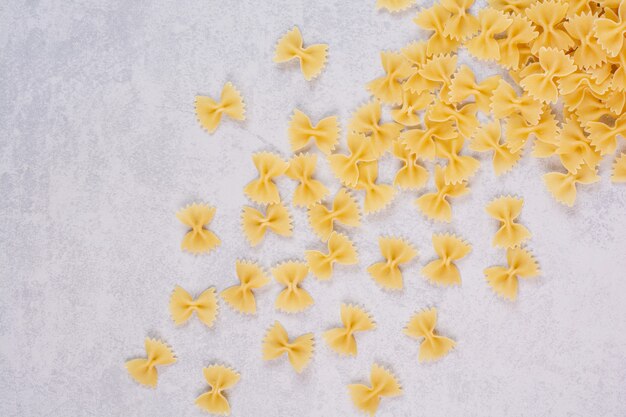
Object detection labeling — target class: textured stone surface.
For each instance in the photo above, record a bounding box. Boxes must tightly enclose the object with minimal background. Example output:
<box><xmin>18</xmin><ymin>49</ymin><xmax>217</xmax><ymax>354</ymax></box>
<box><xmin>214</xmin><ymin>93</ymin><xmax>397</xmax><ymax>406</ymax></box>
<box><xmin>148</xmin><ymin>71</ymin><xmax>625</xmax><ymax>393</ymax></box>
<box><xmin>1</xmin><ymin>1</ymin><xmax>626</xmax><ymax>416</ymax></box>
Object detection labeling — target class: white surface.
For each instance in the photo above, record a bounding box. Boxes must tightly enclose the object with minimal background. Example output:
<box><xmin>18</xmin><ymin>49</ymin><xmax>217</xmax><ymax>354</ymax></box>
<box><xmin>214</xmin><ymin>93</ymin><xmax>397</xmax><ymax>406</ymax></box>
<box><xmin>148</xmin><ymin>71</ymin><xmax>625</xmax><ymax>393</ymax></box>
<box><xmin>1</xmin><ymin>1</ymin><xmax>626</xmax><ymax>416</ymax></box>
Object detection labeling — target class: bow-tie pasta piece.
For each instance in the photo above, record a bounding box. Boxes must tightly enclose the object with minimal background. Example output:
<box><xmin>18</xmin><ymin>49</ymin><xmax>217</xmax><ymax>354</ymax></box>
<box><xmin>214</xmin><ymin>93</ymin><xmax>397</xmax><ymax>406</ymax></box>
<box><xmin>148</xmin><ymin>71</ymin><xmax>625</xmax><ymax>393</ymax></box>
<box><xmin>392</xmin><ymin>140</ymin><xmax>429</xmax><ymax>190</ymax></box>
<box><xmin>273</xmin><ymin>26</ymin><xmax>328</xmax><ymax>81</ymax></box>
<box><xmin>436</xmin><ymin>137</ymin><xmax>480</xmax><ymax>184</ymax></box>
<box><xmin>594</xmin><ymin>2</ymin><xmax>626</xmax><ymax>57</ymax></box>
<box><xmin>491</xmin><ymin>80</ymin><xmax>544</xmax><ymax>125</ymax></box>
<box><xmin>305</xmin><ymin>231</ymin><xmax>358</xmax><ymax>280</ymax></box>
<box><xmin>348</xmin><ymin>101</ymin><xmax>403</xmax><ymax>156</ymax></box>
<box><xmin>400</xmin><ymin>116</ymin><xmax>457</xmax><ymax>160</ymax></box>
<box><xmin>586</xmin><ymin>112</ymin><xmax>626</xmax><ymax>156</ymax></box>
<box><xmin>367</xmin><ymin>51</ymin><xmax>414</xmax><ymax>105</ymax></box>
<box><xmin>525</xmin><ymin>0</ymin><xmax>574</xmax><ymax>53</ymax></box>
<box><xmin>486</xmin><ymin>196</ymin><xmax>531</xmax><ymax>248</ymax></box>
<box><xmin>221</xmin><ymin>260</ymin><xmax>270</xmax><ymax>314</ymax></box>
<box><xmin>487</xmin><ymin>0</ymin><xmax>535</xmax><ymax>14</ymax></box>
<box><xmin>241</xmin><ymin>203</ymin><xmax>293</xmax><ymax>246</ymax></box>
<box><xmin>448</xmin><ymin>66</ymin><xmax>501</xmax><ymax>114</ymax></box>
<box><xmin>404</xmin><ymin>308</ymin><xmax>456</xmax><ymax>362</ymax></box>
<box><xmin>613</xmin><ymin>153</ymin><xmax>626</xmax><ymax>182</ymax></box>
<box><xmin>428</xmin><ymin>100</ymin><xmax>479</xmax><ymax>139</ymax></box>
<box><xmin>469</xmin><ymin>121</ymin><xmax>522</xmax><ymax>176</ymax></box>
<box><xmin>416</xmin><ymin>165</ymin><xmax>470</xmax><ymax>222</ymax></box>
<box><xmin>243</xmin><ymin>152</ymin><xmax>289</xmax><ymax>205</ymax></box>
<box><xmin>195</xmin><ymin>365</ymin><xmax>240</xmax><ymax>416</ymax></box>
<box><xmin>519</xmin><ymin>47</ymin><xmax>577</xmax><ymax>104</ymax></box>
<box><xmin>376</xmin><ymin>0</ymin><xmax>415</xmax><ymax>12</ymax></box>
<box><xmin>504</xmin><ymin>110</ymin><xmax>560</xmax><ymax>155</ymax></box>
<box><xmin>169</xmin><ymin>286</ymin><xmax>218</xmax><ymax>327</ymax></box>
<box><xmin>497</xmin><ymin>14</ymin><xmax>538</xmax><ymax>70</ymax></box>
<box><xmin>288</xmin><ymin>109</ymin><xmax>340</xmax><ymax>154</ymax></box>
<box><xmin>543</xmin><ymin>163</ymin><xmax>600</xmax><ymax>206</ymax></box>
<box><xmin>485</xmin><ymin>247</ymin><xmax>540</xmax><ymax>301</ymax></box>
<box><xmin>355</xmin><ymin>161</ymin><xmax>397</xmax><ymax>214</ymax></box>
<box><xmin>272</xmin><ymin>261</ymin><xmax>313</xmax><ymax>313</ymax></box>
<box><xmin>401</xmin><ymin>40</ymin><xmax>430</xmax><ymax>69</ymax></box>
<box><xmin>195</xmin><ymin>82</ymin><xmax>245</xmax><ymax>134</ymax></box>
<box><xmin>262</xmin><ymin>321</ymin><xmax>314</xmax><ymax>373</ymax></box>
<box><xmin>422</xmin><ymin>233</ymin><xmax>471</xmax><ymax>286</ymax></box>
<box><xmin>308</xmin><ymin>188</ymin><xmax>361</xmax><ymax>241</ymax></box>
<box><xmin>324</xmin><ymin>304</ymin><xmax>376</xmax><ymax>356</ymax></box>
<box><xmin>556</xmin><ymin>117</ymin><xmax>602</xmax><ymax>173</ymax></box>
<box><xmin>285</xmin><ymin>153</ymin><xmax>329</xmax><ymax>207</ymax></box>
<box><xmin>440</xmin><ymin>0</ymin><xmax>479</xmax><ymax>41</ymax></box>
<box><xmin>466</xmin><ymin>8</ymin><xmax>512</xmax><ymax>61</ymax></box>
<box><xmin>564</xmin><ymin>12</ymin><xmax>607</xmax><ymax>70</ymax></box>
<box><xmin>126</xmin><ymin>338</ymin><xmax>176</xmax><ymax>388</ymax></box>
<box><xmin>392</xmin><ymin>89</ymin><xmax>434</xmax><ymax>127</ymax></box>
<box><xmin>405</xmin><ymin>54</ymin><xmax>457</xmax><ymax>97</ymax></box>
<box><xmin>367</xmin><ymin>237</ymin><xmax>417</xmax><ymax>290</ymax></box>
<box><xmin>348</xmin><ymin>364</ymin><xmax>402</xmax><ymax>416</ymax></box>
<box><xmin>414</xmin><ymin>4</ymin><xmax>461</xmax><ymax>56</ymax></box>
<box><xmin>329</xmin><ymin>132</ymin><xmax>377</xmax><ymax>186</ymax></box>
<box><xmin>177</xmin><ymin>203</ymin><xmax>220</xmax><ymax>254</ymax></box>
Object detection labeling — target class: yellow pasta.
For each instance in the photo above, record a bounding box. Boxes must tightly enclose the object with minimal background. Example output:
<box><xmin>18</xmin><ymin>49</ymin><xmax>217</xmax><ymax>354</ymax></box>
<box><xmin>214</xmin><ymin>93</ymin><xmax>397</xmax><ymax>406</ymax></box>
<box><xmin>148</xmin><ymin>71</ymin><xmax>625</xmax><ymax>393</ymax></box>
<box><xmin>612</xmin><ymin>153</ymin><xmax>626</xmax><ymax>182</ymax></box>
<box><xmin>466</xmin><ymin>8</ymin><xmax>512</xmax><ymax>60</ymax></box>
<box><xmin>497</xmin><ymin>15</ymin><xmax>538</xmax><ymax>70</ymax></box>
<box><xmin>367</xmin><ymin>51</ymin><xmax>414</xmax><ymax>104</ymax></box>
<box><xmin>169</xmin><ymin>286</ymin><xmax>218</xmax><ymax>327</ymax></box>
<box><xmin>427</xmin><ymin>100</ymin><xmax>479</xmax><ymax>138</ymax></box>
<box><xmin>220</xmin><ymin>260</ymin><xmax>270</xmax><ymax>314</ymax></box>
<box><xmin>440</xmin><ymin>0</ymin><xmax>479</xmax><ymax>41</ymax></box>
<box><xmin>400</xmin><ymin>116</ymin><xmax>457</xmax><ymax>159</ymax></box>
<box><xmin>485</xmin><ymin>247</ymin><xmax>540</xmax><ymax>300</ymax></box>
<box><xmin>348</xmin><ymin>364</ymin><xmax>402</xmax><ymax>416</ymax></box>
<box><xmin>414</xmin><ymin>4</ymin><xmax>461</xmax><ymax>56</ymax></box>
<box><xmin>448</xmin><ymin>65</ymin><xmax>501</xmax><ymax>113</ymax></box>
<box><xmin>328</xmin><ymin>132</ymin><xmax>377</xmax><ymax>186</ymax></box>
<box><xmin>587</xmin><ymin>112</ymin><xmax>626</xmax><ymax>156</ymax></box>
<box><xmin>392</xmin><ymin>140</ymin><xmax>429</xmax><ymax>190</ymax></box>
<box><xmin>243</xmin><ymin>152</ymin><xmax>288</xmax><ymax>205</ymax></box>
<box><xmin>564</xmin><ymin>12</ymin><xmax>607</xmax><ymax>69</ymax></box>
<box><xmin>543</xmin><ymin>163</ymin><xmax>601</xmax><ymax>206</ymax></box>
<box><xmin>593</xmin><ymin>2</ymin><xmax>626</xmax><ymax>57</ymax></box>
<box><xmin>525</xmin><ymin>0</ymin><xmax>574</xmax><ymax>53</ymax></box>
<box><xmin>485</xmin><ymin>196</ymin><xmax>531</xmax><ymax>248</ymax></box>
<box><xmin>391</xmin><ymin>89</ymin><xmax>434</xmax><ymax>127</ymax></box>
<box><xmin>241</xmin><ymin>203</ymin><xmax>293</xmax><ymax>246</ymax></box>
<box><xmin>195</xmin><ymin>365</ymin><xmax>240</xmax><ymax>416</ymax></box>
<box><xmin>355</xmin><ymin>161</ymin><xmax>397</xmax><ymax>214</ymax></box>
<box><xmin>405</xmin><ymin>54</ymin><xmax>457</xmax><ymax>97</ymax></box>
<box><xmin>519</xmin><ymin>47</ymin><xmax>577</xmax><ymax>103</ymax></box>
<box><xmin>285</xmin><ymin>153</ymin><xmax>329</xmax><ymax>207</ymax></box>
<box><xmin>126</xmin><ymin>338</ymin><xmax>176</xmax><ymax>388</ymax></box>
<box><xmin>404</xmin><ymin>308</ymin><xmax>456</xmax><ymax>362</ymax></box>
<box><xmin>288</xmin><ymin>109</ymin><xmax>340</xmax><ymax>154</ymax></box>
<box><xmin>305</xmin><ymin>231</ymin><xmax>358</xmax><ymax>280</ymax></box>
<box><xmin>556</xmin><ymin>117</ymin><xmax>602</xmax><ymax>173</ymax></box>
<box><xmin>421</xmin><ymin>233</ymin><xmax>471</xmax><ymax>286</ymax></box>
<box><xmin>491</xmin><ymin>79</ymin><xmax>543</xmax><ymax>125</ymax></box>
<box><xmin>376</xmin><ymin>0</ymin><xmax>415</xmax><ymax>12</ymax></box>
<box><xmin>348</xmin><ymin>101</ymin><xmax>403</xmax><ymax>156</ymax></box>
<box><xmin>416</xmin><ymin>165</ymin><xmax>469</xmax><ymax>222</ymax></box>
<box><xmin>401</xmin><ymin>40</ymin><xmax>430</xmax><ymax>68</ymax></box>
<box><xmin>273</xmin><ymin>26</ymin><xmax>328</xmax><ymax>81</ymax></box>
<box><xmin>323</xmin><ymin>304</ymin><xmax>375</xmax><ymax>356</ymax></box>
<box><xmin>195</xmin><ymin>82</ymin><xmax>245</xmax><ymax>134</ymax></box>
<box><xmin>308</xmin><ymin>188</ymin><xmax>361</xmax><ymax>241</ymax></box>
<box><xmin>367</xmin><ymin>237</ymin><xmax>417</xmax><ymax>290</ymax></box>
<box><xmin>177</xmin><ymin>203</ymin><xmax>220</xmax><ymax>255</ymax></box>
<box><xmin>469</xmin><ymin>120</ymin><xmax>522</xmax><ymax>175</ymax></box>
<box><xmin>504</xmin><ymin>110</ymin><xmax>560</xmax><ymax>154</ymax></box>
<box><xmin>436</xmin><ymin>138</ymin><xmax>481</xmax><ymax>184</ymax></box>
<box><xmin>272</xmin><ymin>261</ymin><xmax>313</xmax><ymax>313</ymax></box>
<box><xmin>262</xmin><ymin>321</ymin><xmax>314</xmax><ymax>373</ymax></box>
<box><xmin>488</xmin><ymin>0</ymin><xmax>537</xmax><ymax>15</ymax></box>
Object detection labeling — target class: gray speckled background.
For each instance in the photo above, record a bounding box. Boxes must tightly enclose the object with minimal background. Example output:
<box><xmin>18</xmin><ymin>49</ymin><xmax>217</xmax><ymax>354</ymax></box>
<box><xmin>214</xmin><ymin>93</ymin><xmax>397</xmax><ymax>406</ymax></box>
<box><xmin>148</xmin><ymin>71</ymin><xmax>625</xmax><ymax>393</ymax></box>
<box><xmin>1</xmin><ymin>1</ymin><xmax>625</xmax><ymax>416</ymax></box>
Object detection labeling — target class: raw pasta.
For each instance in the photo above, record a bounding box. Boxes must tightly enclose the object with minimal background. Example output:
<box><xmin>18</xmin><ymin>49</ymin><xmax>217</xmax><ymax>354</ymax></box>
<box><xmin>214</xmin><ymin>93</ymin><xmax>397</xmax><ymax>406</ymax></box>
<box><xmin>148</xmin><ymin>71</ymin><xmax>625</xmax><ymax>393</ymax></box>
<box><xmin>272</xmin><ymin>261</ymin><xmax>313</xmax><ymax>313</ymax></box>
<box><xmin>177</xmin><ymin>203</ymin><xmax>220</xmax><ymax>254</ymax></box>
<box><xmin>421</xmin><ymin>233</ymin><xmax>471</xmax><ymax>286</ymax></box>
<box><xmin>195</xmin><ymin>365</ymin><xmax>240</xmax><ymax>416</ymax></box>
<box><xmin>485</xmin><ymin>196</ymin><xmax>531</xmax><ymax>248</ymax></box>
<box><xmin>376</xmin><ymin>0</ymin><xmax>416</xmax><ymax>12</ymax></box>
<box><xmin>485</xmin><ymin>247</ymin><xmax>540</xmax><ymax>300</ymax></box>
<box><xmin>323</xmin><ymin>304</ymin><xmax>375</xmax><ymax>356</ymax></box>
<box><xmin>274</xmin><ymin>26</ymin><xmax>328</xmax><ymax>80</ymax></box>
<box><xmin>243</xmin><ymin>152</ymin><xmax>289</xmax><ymax>205</ymax></box>
<box><xmin>348</xmin><ymin>101</ymin><xmax>403</xmax><ymax>156</ymax></box>
<box><xmin>195</xmin><ymin>82</ymin><xmax>245</xmax><ymax>134</ymax></box>
<box><xmin>126</xmin><ymin>338</ymin><xmax>176</xmax><ymax>388</ymax></box>
<box><xmin>305</xmin><ymin>231</ymin><xmax>358</xmax><ymax>280</ymax></box>
<box><xmin>392</xmin><ymin>140</ymin><xmax>429</xmax><ymax>190</ymax></box>
<box><xmin>241</xmin><ymin>203</ymin><xmax>293</xmax><ymax>246</ymax></box>
<box><xmin>262</xmin><ymin>321</ymin><xmax>314</xmax><ymax>373</ymax></box>
<box><xmin>354</xmin><ymin>161</ymin><xmax>397</xmax><ymax>214</ymax></box>
<box><xmin>543</xmin><ymin>163</ymin><xmax>600</xmax><ymax>206</ymax></box>
<box><xmin>416</xmin><ymin>165</ymin><xmax>469</xmax><ymax>222</ymax></box>
<box><xmin>404</xmin><ymin>308</ymin><xmax>456</xmax><ymax>362</ymax></box>
<box><xmin>288</xmin><ymin>109</ymin><xmax>340</xmax><ymax>154</ymax></box>
<box><xmin>328</xmin><ymin>131</ymin><xmax>377</xmax><ymax>186</ymax></box>
<box><xmin>469</xmin><ymin>120</ymin><xmax>522</xmax><ymax>175</ymax></box>
<box><xmin>220</xmin><ymin>260</ymin><xmax>270</xmax><ymax>314</ymax></box>
<box><xmin>348</xmin><ymin>364</ymin><xmax>402</xmax><ymax>416</ymax></box>
<box><xmin>169</xmin><ymin>286</ymin><xmax>218</xmax><ymax>327</ymax></box>
<box><xmin>307</xmin><ymin>188</ymin><xmax>361</xmax><ymax>241</ymax></box>
<box><xmin>367</xmin><ymin>51</ymin><xmax>414</xmax><ymax>105</ymax></box>
<box><xmin>612</xmin><ymin>153</ymin><xmax>626</xmax><ymax>182</ymax></box>
<box><xmin>367</xmin><ymin>237</ymin><xmax>417</xmax><ymax>290</ymax></box>
<box><xmin>285</xmin><ymin>153</ymin><xmax>329</xmax><ymax>207</ymax></box>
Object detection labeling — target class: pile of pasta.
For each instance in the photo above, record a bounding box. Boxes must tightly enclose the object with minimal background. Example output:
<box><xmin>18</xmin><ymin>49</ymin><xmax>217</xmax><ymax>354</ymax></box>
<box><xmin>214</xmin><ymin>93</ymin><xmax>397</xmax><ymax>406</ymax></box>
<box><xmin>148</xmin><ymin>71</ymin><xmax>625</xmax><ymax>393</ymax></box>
<box><xmin>126</xmin><ymin>1</ymin><xmax>626</xmax><ymax>415</ymax></box>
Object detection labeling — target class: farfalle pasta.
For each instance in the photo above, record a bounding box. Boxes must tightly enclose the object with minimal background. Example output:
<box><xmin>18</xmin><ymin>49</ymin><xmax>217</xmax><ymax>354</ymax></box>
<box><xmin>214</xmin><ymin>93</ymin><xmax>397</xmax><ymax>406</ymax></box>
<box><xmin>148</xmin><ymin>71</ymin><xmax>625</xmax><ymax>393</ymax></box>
<box><xmin>436</xmin><ymin>137</ymin><xmax>481</xmax><ymax>184</ymax></box>
<box><xmin>262</xmin><ymin>321</ymin><xmax>314</xmax><ymax>373</ymax></box>
<box><xmin>285</xmin><ymin>153</ymin><xmax>329</xmax><ymax>207</ymax></box>
<box><xmin>220</xmin><ymin>260</ymin><xmax>270</xmax><ymax>314</ymax></box>
<box><xmin>367</xmin><ymin>51</ymin><xmax>414</xmax><ymax>104</ymax></box>
<box><xmin>169</xmin><ymin>286</ymin><xmax>218</xmax><ymax>327</ymax></box>
<box><xmin>556</xmin><ymin>117</ymin><xmax>601</xmax><ymax>173</ymax></box>
<box><xmin>400</xmin><ymin>115</ymin><xmax>457</xmax><ymax>159</ymax></box>
<box><xmin>414</xmin><ymin>4</ymin><xmax>461</xmax><ymax>56</ymax></box>
<box><xmin>497</xmin><ymin>15</ymin><xmax>538</xmax><ymax>69</ymax></box>
<box><xmin>376</xmin><ymin>0</ymin><xmax>415</xmax><ymax>12</ymax></box>
<box><xmin>273</xmin><ymin>26</ymin><xmax>328</xmax><ymax>81</ymax></box>
<box><xmin>177</xmin><ymin>203</ymin><xmax>220</xmax><ymax>254</ymax></box>
<box><xmin>241</xmin><ymin>203</ymin><xmax>293</xmax><ymax>246</ymax></box>
<box><xmin>307</xmin><ymin>188</ymin><xmax>361</xmax><ymax>241</ymax></box>
<box><xmin>392</xmin><ymin>140</ymin><xmax>429</xmax><ymax>190</ymax></box>
<box><xmin>485</xmin><ymin>247</ymin><xmax>540</xmax><ymax>300</ymax></box>
<box><xmin>586</xmin><ymin>112</ymin><xmax>626</xmax><ymax>156</ymax></box>
<box><xmin>328</xmin><ymin>132</ymin><xmax>377</xmax><ymax>186</ymax></box>
<box><xmin>355</xmin><ymin>161</ymin><xmax>397</xmax><ymax>214</ymax></box>
<box><xmin>593</xmin><ymin>2</ymin><xmax>626</xmax><ymax>57</ymax></box>
<box><xmin>323</xmin><ymin>304</ymin><xmax>375</xmax><ymax>356</ymax></box>
<box><xmin>416</xmin><ymin>165</ymin><xmax>469</xmax><ymax>222</ymax></box>
<box><xmin>543</xmin><ymin>163</ymin><xmax>600</xmax><ymax>206</ymax></box>
<box><xmin>525</xmin><ymin>0</ymin><xmax>574</xmax><ymax>53</ymax></box>
<box><xmin>469</xmin><ymin>120</ymin><xmax>522</xmax><ymax>175</ymax></box>
<box><xmin>519</xmin><ymin>47</ymin><xmax>577</xmax><ymax>103</ymax></box>
<box><xmin>272</xmin><ymin>261</ymin><xmax>313</xmax><ymax>313</ymax></box>
<box><xmin>391</xmin><ymin>89</ymin><xmax>434</xmax><ymax>126</ymax></box>
<box><xmin>243</xmin><ymin>152</ymin><xmax>288</xmax><ymax>205</ymax></box>
<box><xmin>126</xmin><ymin>338</ymin><xmax>176</xmax><ymax>388</ymax></box>
<box><xmin>564</xmin><ymin>12</ymin><xmax>607</xmax><ymax>69</ymax></box>
<box><xmin>405</xmin><ymin>54</ymin><xmax>457</xmax><ymax>97</ymax></box>
<box><xmin>367</xmin><ymin>237</ymin><xmax>417</xmax><ymax>290</ymax></box>
<box><xmin>305</xmin><ymin>231</ymin><xmax>358</xmax><ymax>280</ymax></box>
<box><xmin>491</xmin><ymin>79</ymin><xmax>543</xmax><ymax>125</ymax></box>
<box><xmin>195</xmin><ymin>82</ymin><xmax>245</xmax><ymax>134</ymax></box>
<box><xmin>288</xmin><ymin>109</ymin><xmax>340</xmax><ymax>154</ymax></box>
<box><xmin>427</xmin><ymin>100</ymin><xmax>479</xmax><ymax>138</ymax></box>
<box><xmin>466</xmin><ymin>8</ymin><xmax>512</xmax><ymax>60</ymax></box>
<box><xmin>612</xmin><ymin>153</ymin><xmax>626</xmax><ymax>182</ymax></box>
<box><xmin>404</xmin><ymin>308</ymin><xmax>455</xmax><ymax>362</ymax></box>
<box><xmin>441</xmin><ymin>0</ymin><xmax>479</xmax><ymax>41</ymax></box>
<box><xmin>485</xmin><ymin>196</ymin><xmax>531</xmax><ymax>248</ymax></box>
<box><xmin>448</xmin><ymin>65</ymin><xmax>501</xmax><ymax>113</ymax></box>
<box><xmin>348</xmin><ymin>101</ymin><xmax>403</xmax><ymax>156</ymax></box>
<box><xmin>195</xmin><ymin>365</ymin><xmax>240</xmax><ymax>416</ymax></box>
<box><xmin>348</xmin><ymin>364</ymin><xmax>402</xmax><ymax>416</ymax></box>
<box><xmin>421</xmin><ymin>233</ymin><xmax>471</xmax><ymax>286</ymax></box>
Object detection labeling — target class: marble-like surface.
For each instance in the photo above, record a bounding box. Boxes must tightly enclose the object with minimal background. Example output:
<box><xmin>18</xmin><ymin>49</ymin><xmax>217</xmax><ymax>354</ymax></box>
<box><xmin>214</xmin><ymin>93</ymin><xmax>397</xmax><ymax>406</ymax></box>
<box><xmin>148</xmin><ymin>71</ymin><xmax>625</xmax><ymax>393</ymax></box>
<box><xmin>1</xmin><ymin>1</ymin><xmax>625</xmax><ymax>416</ymax></box>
